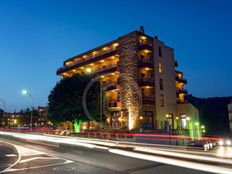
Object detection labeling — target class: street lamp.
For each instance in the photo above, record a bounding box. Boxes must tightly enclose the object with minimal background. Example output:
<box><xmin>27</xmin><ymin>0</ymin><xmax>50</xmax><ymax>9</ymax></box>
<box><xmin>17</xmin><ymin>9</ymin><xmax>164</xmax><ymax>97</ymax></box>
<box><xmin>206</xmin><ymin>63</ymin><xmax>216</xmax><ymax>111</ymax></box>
<box><xmin>21</xmin><ymin>90</ymin><xmax>34</xmax><ymax>131</ymax></box>
<box><xmin>0</xmin><ymin>98</ymin><xmax>6</xmax><ymax>126</ymax></box>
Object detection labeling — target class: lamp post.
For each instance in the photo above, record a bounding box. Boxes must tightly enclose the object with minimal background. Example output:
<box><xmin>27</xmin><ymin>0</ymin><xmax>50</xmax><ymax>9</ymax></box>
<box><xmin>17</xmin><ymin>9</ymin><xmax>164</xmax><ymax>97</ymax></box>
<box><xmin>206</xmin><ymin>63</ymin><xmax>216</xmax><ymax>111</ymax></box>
<box><xmin>139</xmin><ymin>116</ymin><xmax>143</xmax><ymax>132</ymax></box>
<box><xmin>194</xmin><ymin>122</ymin><xmax>199</xmax><ymax>139</ymax></box>
<box><xmin>0</xmin><ymin>98</ymin><xmax>6</xmax><ymax>126</ymax></box>
<box><xmin>22</xmin><ymin>90</ymin><xmax>34</xmax><ymax>131</ymax></box>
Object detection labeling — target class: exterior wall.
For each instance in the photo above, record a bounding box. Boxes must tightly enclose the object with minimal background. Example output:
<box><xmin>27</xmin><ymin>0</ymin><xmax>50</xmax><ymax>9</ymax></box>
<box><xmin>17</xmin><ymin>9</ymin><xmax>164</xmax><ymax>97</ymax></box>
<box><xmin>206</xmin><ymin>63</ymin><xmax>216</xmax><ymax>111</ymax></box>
<box><xmin>228</xmin><ymin>102</ymin><xmax>232</xmax><ymax>133</ymax></box>
<box><xmin>177</xmin><ymin>103</ymin><xmax>200</xmax><ymax>137</ymax></box>
<box><xmin>118</xmin><ymin>32</ymin><xmax>140</xmax><ymax>130</ymax></box>
<box><xmin>153</xmin><ymin>38</ymin><xmax>177</xmax><ymax>129</ymax></box>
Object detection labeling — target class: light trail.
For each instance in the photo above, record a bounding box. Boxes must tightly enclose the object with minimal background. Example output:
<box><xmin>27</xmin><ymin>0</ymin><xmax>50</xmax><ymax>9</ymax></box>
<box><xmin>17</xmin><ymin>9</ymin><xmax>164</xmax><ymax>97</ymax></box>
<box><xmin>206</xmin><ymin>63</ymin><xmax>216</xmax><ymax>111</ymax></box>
<box><xmin>109</xmin><ymin>149</ymin><xmax>232</xmax><ymax>174</ymax></box>
<box><xmin>1</xmin><ymin>131</ymin><xmax>232</xmax><ymax>174</ymax></box>
<box><xmin>134</xmin><ymin>147</ymin><xmax>232</xmax><ymax>165</ymax></box>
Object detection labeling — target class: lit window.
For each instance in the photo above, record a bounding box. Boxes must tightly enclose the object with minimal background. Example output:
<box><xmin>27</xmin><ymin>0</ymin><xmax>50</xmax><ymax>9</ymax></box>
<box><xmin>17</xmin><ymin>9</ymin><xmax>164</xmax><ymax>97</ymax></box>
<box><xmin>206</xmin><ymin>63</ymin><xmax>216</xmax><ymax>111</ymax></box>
<box><xmin>158</xmin><ymin>63</ymin><xmax>163</xmax><ymax>73</ymax></box>
<box><xmin>160</xmin><ymin>94</ymin><xmax>164</xmax><ymax>107</ymax></box>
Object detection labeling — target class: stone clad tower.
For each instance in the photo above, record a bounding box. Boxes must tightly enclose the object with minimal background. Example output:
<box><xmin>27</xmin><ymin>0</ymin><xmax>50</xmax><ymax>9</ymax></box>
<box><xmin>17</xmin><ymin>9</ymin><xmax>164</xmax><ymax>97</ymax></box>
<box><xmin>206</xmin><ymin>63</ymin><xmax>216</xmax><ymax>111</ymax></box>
<box><xmin>118</xmin><ymin>32</ymin><xmax>140</xmax><ymax>130</ymax></box>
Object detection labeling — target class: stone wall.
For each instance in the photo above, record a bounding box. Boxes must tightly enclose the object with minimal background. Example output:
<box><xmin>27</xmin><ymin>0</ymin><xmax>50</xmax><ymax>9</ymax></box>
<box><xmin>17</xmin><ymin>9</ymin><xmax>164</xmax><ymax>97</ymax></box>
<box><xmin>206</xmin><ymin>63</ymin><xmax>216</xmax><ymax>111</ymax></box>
<box><xmin>118</xmin><ymin>32</ymin><xmax>140</xmax><ymax>130</ymax></box>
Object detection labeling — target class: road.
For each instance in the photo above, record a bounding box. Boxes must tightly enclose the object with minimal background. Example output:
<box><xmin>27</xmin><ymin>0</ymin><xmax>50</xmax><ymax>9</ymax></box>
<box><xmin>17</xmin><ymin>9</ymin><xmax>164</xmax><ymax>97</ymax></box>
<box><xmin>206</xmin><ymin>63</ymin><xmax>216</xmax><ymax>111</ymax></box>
<box><xmin>0</xmin><ymin>132</ymin><xmax>231</xmax><ymax>174</ymax></box>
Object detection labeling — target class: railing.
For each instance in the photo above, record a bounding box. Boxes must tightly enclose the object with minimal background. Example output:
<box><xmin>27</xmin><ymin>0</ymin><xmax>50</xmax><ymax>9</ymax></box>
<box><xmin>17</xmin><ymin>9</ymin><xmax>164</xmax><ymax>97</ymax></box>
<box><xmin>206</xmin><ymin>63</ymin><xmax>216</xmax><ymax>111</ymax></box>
<box><xmin>142</xmin><ymin>95</ymin><xmax>155</xmax><ymax>105</ymax></box>
<box><xmin>140</xmin><ymin>77</ymin><xmax>154</xmax><ymax>83</ymax></box>
<box><xmin>66</xmin><ymin>47</ymin><xmax>118</xmax><ymax>67</ymax></box>
<box><xmin>175</xmin><ymin>76</ymin><xmax>187</xmax><ymax>84</ymax></box>
<box><xmin>108</xmin><ymin>100</ymin><xmax>121</xmax><ymax>108</ymax></box>
<box><xmin>139</xmin><ymin>40</ymin><xmax>153</xmax><ymax>47</ymax></box>
<box><xmin>139</xmin><ymin>78</ymin><xmax>155</xmax><ymax>87</ymax></box>
<box><xmin>178</xmin><ymin>88</ymin><xmax>188</xmax><ymax>94</ymax></box>
<box><xmin>139</xmin><ymin>59</ymin><xmax>153</xmax><ymax>64</ymax></box>
<box><xmin>95</xmin><ymin>64</ymin><xmax>117</xmax><ymax>74</ymax></box>
<box><xmin>57</xmin><ymin>47</ymin><xmax>118</xmax><ymax>73</ymax></box>
<box><xmin>104</xmin><ymin>82</ymin><xmax>119</xmax><ymax>91</ymax></box>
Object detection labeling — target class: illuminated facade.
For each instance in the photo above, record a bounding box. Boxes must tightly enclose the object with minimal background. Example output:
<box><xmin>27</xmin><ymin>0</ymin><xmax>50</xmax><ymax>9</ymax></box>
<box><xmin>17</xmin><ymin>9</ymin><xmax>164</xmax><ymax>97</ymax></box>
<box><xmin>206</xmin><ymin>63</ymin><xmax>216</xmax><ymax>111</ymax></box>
<box><xmin>57</xmin><ymin>27</ymin><xmax>199</xmax><ymax>131</ymax></box>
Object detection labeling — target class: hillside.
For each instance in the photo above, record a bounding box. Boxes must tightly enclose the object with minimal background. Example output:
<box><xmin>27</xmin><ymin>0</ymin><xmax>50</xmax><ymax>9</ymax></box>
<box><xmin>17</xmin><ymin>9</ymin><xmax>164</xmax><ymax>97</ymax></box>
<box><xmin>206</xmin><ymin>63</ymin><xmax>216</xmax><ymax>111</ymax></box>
<box><xmin>186</xmin><ymin>95</ymin><xmax>232</xmax><ymax>136</ymax></box>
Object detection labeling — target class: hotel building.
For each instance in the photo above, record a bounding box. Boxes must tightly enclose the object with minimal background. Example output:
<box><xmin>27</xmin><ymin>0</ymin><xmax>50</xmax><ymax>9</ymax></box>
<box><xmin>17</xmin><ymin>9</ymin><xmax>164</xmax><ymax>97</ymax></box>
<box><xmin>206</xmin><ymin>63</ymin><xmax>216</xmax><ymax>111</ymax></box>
<box><xmin>57</xmin><ymin>27</ymin><xmax>199</xmax><ymax>131</ymax></box>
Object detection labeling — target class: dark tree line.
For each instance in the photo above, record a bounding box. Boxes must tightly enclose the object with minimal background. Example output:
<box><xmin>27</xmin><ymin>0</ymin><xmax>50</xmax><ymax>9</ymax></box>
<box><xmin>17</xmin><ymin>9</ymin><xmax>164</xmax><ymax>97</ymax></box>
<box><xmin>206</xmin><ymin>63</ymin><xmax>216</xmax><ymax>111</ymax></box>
<box><xmin>186</xmin><ymin>95</ymin><xmax>232</xmax><ymax>136</ymax></box>
<box><xmin>47</xmin><ymin>74</ymin><xmax>100</xmax><ymax>124</ymax></box>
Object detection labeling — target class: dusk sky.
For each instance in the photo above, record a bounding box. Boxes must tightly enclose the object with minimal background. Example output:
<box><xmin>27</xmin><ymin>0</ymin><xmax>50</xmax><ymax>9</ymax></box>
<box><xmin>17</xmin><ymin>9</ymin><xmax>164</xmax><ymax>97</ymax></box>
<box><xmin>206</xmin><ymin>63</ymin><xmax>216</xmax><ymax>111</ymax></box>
<box><xmin>0</xmin><ymin>0</ymin><xmax>231</xmax><ymax>112</ymax></box>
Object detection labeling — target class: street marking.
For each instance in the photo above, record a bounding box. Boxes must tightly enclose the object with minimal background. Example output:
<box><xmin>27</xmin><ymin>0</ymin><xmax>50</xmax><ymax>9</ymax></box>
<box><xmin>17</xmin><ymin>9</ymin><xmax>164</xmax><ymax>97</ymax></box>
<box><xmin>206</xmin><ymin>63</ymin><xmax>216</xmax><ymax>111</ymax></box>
<box><xmin>0</xmin><ymin>142</ymin><xmax>74</xmax><ymax>173</ymax></box>
<box><xmin>19</xmin><ymin>157</ymin><xmax>59</xmax><ymax>163</ymax></box>
<box><xmin>0</xmin><ymin>142</ymin><xmax>21</xmax><ymax>174</ymax></box>
<box><xmin>5</xmin><ymin>154</ymin><xmax>17</xmax><ymax>157</ymax></box>
<box><xmin>2</xmin><ymin>160</ymin><xmax>74</xmax><ymax>173</ymax></box>
<box><xmin>14</xmin><ymin>145</ymin><xmax>45</xmax><ymax>156</ymax></box>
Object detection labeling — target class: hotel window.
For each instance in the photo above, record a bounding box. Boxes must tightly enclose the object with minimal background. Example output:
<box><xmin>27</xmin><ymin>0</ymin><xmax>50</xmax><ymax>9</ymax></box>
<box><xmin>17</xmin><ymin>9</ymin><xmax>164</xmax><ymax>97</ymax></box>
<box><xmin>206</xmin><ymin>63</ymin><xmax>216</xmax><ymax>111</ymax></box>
<box><xmin>160</xmin><ymin>94</ymin><xmax>164</xmax><ymax>107</ymax></box>
<box><xmin>158</xmin><ymin>63</ymin><xmax>163</xmax><ymax>73</ymax></box>
<box><xmin>159</xmin><ymin>79</ymin><xmax>164</xmax><ymax>90</ymax></box>
<box><xmin>158</xmin><ymin>46</ymin><xmax>162</xmax><ymax>57</ymax></box>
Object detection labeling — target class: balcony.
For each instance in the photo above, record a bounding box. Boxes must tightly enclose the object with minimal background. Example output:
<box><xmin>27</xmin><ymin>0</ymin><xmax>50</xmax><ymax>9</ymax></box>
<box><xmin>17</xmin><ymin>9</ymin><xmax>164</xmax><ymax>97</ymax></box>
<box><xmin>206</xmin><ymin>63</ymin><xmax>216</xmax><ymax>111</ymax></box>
<box><xmin>177</xmin><ymin>98</ymin><xmax>186</xmax><ymax>104</ymax></box>
<box><xmin>142</xmin><ymin>96</ymin><xmax>155</xmax><ymax>105</ymax></box>
<box><xmin>104</xmin><ymin>82</ymin><xmax>120</xmax><ymax>91</ymax></box>
<box><xmin>175</xmin><ymin>76</ymin><xmax>187</xmax><ymax>84</ymax></box>
<box><xmin>108</xmin><ymin>100</ymin><xmax>121</xmax><ymax>109</ymax></box>
<box><xmin>139</xmin><ymin>78</ymin><xmax>155</xmax><ymax>87</ymax></box>
<box><xmin>57</xmin><ymin>49</ymin><xmax>117</xmax><ymax>75</ymax></box>
<box><xmin>96</xmin><ymin>65</ymin><xmax>118</xmax><ymax>76</ymax></box>
<box><xmin>177</xmin><ymin>88</ymin><xmax>188</xmax><ymax>95</ymax></box>
<box><xmin>138</xmin><ymin>59</ymin><xmax>154</xmax><ymax>69</ymax></box>
<box><xmin>138</xmin><ymin>44</ymin><xmax>153</xmax><ymax>52</ymax></box>
<box><xmin>138</xmin><ymin>39</ymin><xmax>153</xmax><ymax>51</ymax></box>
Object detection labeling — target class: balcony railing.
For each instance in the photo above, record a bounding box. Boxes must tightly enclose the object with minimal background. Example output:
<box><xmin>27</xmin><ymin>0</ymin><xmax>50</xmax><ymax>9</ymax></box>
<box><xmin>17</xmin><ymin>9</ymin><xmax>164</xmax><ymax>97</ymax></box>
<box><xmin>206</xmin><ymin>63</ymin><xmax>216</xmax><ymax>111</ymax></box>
<box><xmin>104</xmin><ymin>82</ymin><xmax>119</xmax><ymax>91</ymax></box>
<box><xmin>177</xmin><ymin>88</ymin><xmax>188</xmax><ymax>94</ymax></box>
<box><xmin>175</xmin><ymin>76</ymin><xmax>187</xmax><ymax>84</ymax></box>
<box><xmin>139</xmin><ymin>39</ymin><xmax>153</xmax><ymax>47</ymax></box>
<box><xmin>139</xmin><ymin>78</ymin><xmax>155</xmax><ymax>87</ymax></box>
<box><xmin>108</xmin><ymin>99</ymin><xmax>121</xmax><ymax>108</ymax></box>
<box><xmin>138</xmin><ymin>40</ymin><xmax>153</xmax><ymax>51</ymax></box>
<box><xmin>177</xmin><ymin>98</ymin><xmax>186</xmax><ymax>104</ymax></box>
<box><xmin>67</xmin><ymin>47</ymin><xmax>117</xmax><ymax>66</ymax></box>
<box><xmin>95</xmin><ymin>65</ymin><xmax>118</xmax><ymax>76</ymax></box>
<box><xmin>57</xmin><ymin>49</ymin><xmax>117</xmax><ymax>75</ymax></box>
<box><xmin>138</xmin><ymin>59</ymin><xmax>154</xmax><ymax>69</ymax></box>
<box><xmin>142</xmin><ymin>96</ymin><xmax>155</xmax><ymax>105</ymax></box>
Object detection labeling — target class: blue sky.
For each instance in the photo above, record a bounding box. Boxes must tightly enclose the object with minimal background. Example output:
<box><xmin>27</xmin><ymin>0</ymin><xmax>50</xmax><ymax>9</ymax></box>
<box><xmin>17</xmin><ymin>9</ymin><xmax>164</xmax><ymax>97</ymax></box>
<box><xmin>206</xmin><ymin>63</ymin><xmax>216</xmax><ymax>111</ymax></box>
<box><xmin>0</xmin><ymin>0</ymin><xmax>231</xmax><ymax>112</ymax></box>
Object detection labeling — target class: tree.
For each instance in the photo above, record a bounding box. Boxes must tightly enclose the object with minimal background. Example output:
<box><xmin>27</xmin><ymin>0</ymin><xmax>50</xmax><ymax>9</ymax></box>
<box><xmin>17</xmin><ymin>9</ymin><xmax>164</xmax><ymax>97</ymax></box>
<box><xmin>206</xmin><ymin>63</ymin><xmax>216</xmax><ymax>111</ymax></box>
<box><xmin>48</xmin><ymin>74</ymin><xmax>100</xmax><ymax>124</ymax></box>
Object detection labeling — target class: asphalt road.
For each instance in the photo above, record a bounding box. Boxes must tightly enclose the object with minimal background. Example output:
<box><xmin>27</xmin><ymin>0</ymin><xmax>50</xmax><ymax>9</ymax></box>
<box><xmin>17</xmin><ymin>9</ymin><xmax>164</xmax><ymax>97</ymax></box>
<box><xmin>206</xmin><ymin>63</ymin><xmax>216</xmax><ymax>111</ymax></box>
<box><xmin>0</xmin><ymin>134</ymin><xmax>215</xmax><ymax>174</ymax></box>
<box><xmin>0</xmin><ymin>141</ymin><xmax>19</xmax><ymax>172</ymax></box>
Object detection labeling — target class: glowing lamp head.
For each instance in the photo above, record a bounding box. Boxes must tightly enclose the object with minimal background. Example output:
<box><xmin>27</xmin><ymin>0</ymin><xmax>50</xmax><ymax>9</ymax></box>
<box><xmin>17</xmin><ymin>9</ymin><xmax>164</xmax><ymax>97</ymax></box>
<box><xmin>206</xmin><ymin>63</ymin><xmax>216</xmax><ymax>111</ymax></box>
<box><xmin>186</xmin><ymin>117</ymin><xmax>190</xmax><ymax>121</ymax></box>
<box><xmin>22</xmin><ymin>90</ymin><xmax>28</xmax><ymax>95</ymax></box>
<box><xmin>85</xmin><ymin>67</ymin><xmax>92</xmax><ymax>73</ymax></box>
<box><xmin>218</xmin><ymin>140</ymin><xmax>224</xmax><ymax>146</ymax></box>
<box><xmin>226</xmin><ymin>140</ymin><xmax>231</xmax><ymax>146</ymax></box>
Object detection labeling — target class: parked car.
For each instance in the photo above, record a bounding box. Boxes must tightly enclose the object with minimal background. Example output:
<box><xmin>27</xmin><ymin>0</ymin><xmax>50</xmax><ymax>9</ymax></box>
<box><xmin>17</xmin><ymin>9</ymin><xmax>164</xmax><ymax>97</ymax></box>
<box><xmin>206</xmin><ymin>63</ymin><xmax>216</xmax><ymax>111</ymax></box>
<box><xmin>188</xmin><ymin>140</ymin><xmax>211</xmax><ymax>151</ymax></box>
